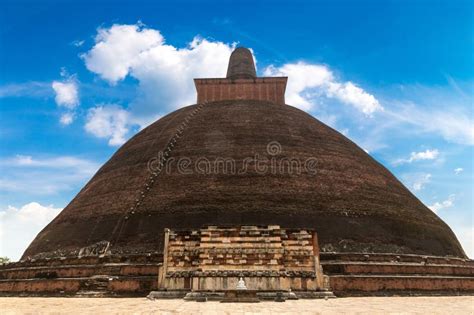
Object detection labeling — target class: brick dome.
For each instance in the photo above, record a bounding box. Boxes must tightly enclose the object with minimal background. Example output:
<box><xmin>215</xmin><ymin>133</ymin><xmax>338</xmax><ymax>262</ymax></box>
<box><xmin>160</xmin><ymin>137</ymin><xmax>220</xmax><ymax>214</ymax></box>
<box><xmin>22</xmin><ymin>99</ymin><xmax>466</xmax><ymax>260</ymax></box>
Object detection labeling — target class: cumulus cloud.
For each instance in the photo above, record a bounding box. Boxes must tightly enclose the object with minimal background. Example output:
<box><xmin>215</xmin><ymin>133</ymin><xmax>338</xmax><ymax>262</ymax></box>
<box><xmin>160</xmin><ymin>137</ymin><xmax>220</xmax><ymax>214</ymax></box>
<box><xmin>80</xmin><ymin>23</ymin><xmax>472</xmax><ymax>151</ymax></box>
<box><xmin>408</xmin><ymin>149</ymin><xmax>439</xmax><ymax>162</ymax></box>
<box><xmin>81</xmin><ymin>24</ymin><xmax>380</xmax><ymax>144</ymax></box>
<box><xmin>60</xmin><ymin>113</ymin><xmax>74</xmax><ymax>125</ymax></box>
<box><xmin>327</xmin><ymin>82</ymin><xmax>382</xmax><ymax>115</ymax></box>
<box><xmin>52</xmin><ymin>80</ymin><xmax>79</xmax><ymax>109</ymax></box>
<box><xmin>454</xmin><ymin>168</ymin><xmax>464</xmax><ymax>175</ymax></box>
<box><xmin>263</xmin><ymin>62</ymin><xmax>382</xmax><ymax>114</ymax></box>
<box><xmin>0</xmin><ymin>156</ymin><xmax>99</xmax><ymax>260</ymax></box>
<box><xmin>395</xmin><ymin>149</ymin><xmax>440</xmax><ymax>165</ymax></box>
<box><xmin>429</xmin><ymin>194</ymin><xmax>455</xmax><ymax>213</ymax></box>
<box><xmin>0</xmin><ymin>202</ymin><xmax>62</xmax><ymax>261</ymax></box>
<box><xmin>81</xmin><ymin>23</ymin><xmax>236</xmax><ymax>144</ymax></box>
<box><xmin>263</xmin><ymin>63</ymin><xmax>333</xmax><ymax>110</ymax></box>
<box><xmin>51</xmin><ymin>70</ymin><xmax>79</xmax><ymax>125</ymax></box>
<box><xmin>403</xmin><ymin>173</ymin><xmax>432</xmax><ymax>191</ymax></box>
<box><xmin>83</xmin><ymin>24</ymin><xmax>165</xmax><ymax>84</ymax></box>
<box><xmin>85</xmin><ymin>105</ymin><xmax>131</xmax><ymax>146</ymax></box>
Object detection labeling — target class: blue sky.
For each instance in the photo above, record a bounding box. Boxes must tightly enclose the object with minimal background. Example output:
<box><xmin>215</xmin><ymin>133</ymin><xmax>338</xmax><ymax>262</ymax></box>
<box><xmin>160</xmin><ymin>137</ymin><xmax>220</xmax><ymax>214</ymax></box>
<box><xmin>0</xmin><ymin>0</ymin><xmax>472</xmax><ymax>260</ymax></box>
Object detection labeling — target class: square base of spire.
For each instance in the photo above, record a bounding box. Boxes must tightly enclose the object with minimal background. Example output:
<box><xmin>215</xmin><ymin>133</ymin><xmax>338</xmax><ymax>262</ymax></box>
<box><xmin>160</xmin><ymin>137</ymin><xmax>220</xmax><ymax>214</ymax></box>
<box><xmin>194</xmin><ymin>77</ymin><xmax>287</xmax><ymax>105</ymax></box>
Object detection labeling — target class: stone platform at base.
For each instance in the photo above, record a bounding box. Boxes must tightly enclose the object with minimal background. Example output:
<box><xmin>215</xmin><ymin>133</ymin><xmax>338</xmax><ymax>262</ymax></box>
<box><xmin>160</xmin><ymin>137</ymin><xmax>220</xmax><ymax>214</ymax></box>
<box><xmin>220</xmin><ymin>290</ymin><xmax>260</xmax><ymax>303</ymax></box>
<box><xmin>147</xmin><ymin>290</ymin><xmax>335</xmax><ymax>301</ymax></box>
<box><xmin>2</xmin><ymin>252</ymin><xmax>472</xmax><ymax>297</ymax></box>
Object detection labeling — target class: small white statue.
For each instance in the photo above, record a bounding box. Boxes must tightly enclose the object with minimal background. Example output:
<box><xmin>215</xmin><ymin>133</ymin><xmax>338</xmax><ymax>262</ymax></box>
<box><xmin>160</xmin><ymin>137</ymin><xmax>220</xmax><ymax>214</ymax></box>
<box><xmin>236</xmin><ymin>277</ymin><xmax>247</xmax><ymax>290</ymax></box>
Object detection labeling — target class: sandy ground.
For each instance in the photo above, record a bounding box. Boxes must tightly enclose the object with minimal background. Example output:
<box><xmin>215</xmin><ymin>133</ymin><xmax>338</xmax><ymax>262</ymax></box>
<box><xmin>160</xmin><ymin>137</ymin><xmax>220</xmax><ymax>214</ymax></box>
<box><xmin>1</xmin><ymin>296</ymin><xmax>473</xmax><ymax>315</ymax></box>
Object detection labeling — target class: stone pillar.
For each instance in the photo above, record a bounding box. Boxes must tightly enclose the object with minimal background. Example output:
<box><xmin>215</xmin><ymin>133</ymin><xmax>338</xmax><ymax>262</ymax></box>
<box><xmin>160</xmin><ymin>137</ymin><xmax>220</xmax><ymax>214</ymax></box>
<box><xmin>312</xmin><ymin>231</ymin><xmax>324</xmax><ymax>289</ymax></box>
<box><xmin>158</xmin><ymin>228</ymin><xmax>170</xmax><ymax>289</ymax></box>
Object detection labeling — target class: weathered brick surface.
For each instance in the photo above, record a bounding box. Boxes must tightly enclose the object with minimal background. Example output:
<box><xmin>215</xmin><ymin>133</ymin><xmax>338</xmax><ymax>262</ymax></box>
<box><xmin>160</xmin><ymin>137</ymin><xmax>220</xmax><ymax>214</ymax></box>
<box><xmin>323</xmin><ymin>262</ymin><xmax>474</xmax><ymax>276</ymax></box>
<box><xmin>320</xmin><ymin>252</ymin><xmax>474</xmax><ymax>265</ymax></box>
<box><xmin>320</xmin><ymin>252</ymin><xmax>474</xmax><ymax>295</ymax></box>
<box><xmin>159</xmin><ymin>226</ymin><xmax>323</xmax><ymax>291</ymax></box>
<box><xmin>195</xmin><ymin>78</ymin><xmax>287</xmax><ymax>105</ymax></box>
<box><xmin>0</xmin><ymin>277</ymin><xmax>157</xmax><ymax>295</ymax></box>
<box><xmin>329</xmin><ymin>275</ymin><xmax>474</xmax><ymax>294</ymax></box>
<box><xmin>0</xmin><ymin>264</ymin><xmax>159</xmax><ymax>280</ymax></box>
<box><xmin>1</xmin><ymin>250</ymin><xmax>473</xmax><ymax>295</ymax></box>
<box><xmin>2</xmin><ymin>47</ymin><xmax>471</xmax><ymax>296</ymax></box>
<box><xmin>166</xmin><ymin>226</ymin><xmax>317</xmax><ymax>277</ymax></box>
<box><xmin>22</xmin><ymin>100</ymin><xmax>466</xmax><ymax>261</ymax></box>
<box><xmin>21</xmin><ymin>47</ymin><xmax>465</xmax><ymax>263</ymax></box>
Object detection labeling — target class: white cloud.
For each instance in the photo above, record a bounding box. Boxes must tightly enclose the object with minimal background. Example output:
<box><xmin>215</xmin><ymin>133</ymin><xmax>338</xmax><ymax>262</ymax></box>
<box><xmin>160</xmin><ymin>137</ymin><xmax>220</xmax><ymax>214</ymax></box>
<box><xmin>384</xmin><ymin>100</ymin><xmax>474</xmax><ymax>146</ymax></box>
<box><xmin>326</xmin><ymin>81</ymin><xmax>382</xmax><ymax>115</ymax></box>
<box><xmin>263</xmin><ymin>62</ymin><xmax>382</xmax><ymax>114</ymax></box>
<box><xmin>454</xmin><ymin>167</ymin><xmax>464</xmax><ymax>175</ymax></box>
<box><xmin>401</xmin><ymin>172</ymin><xmax>433</xmax><ymax>192</ymax></box>
<box><xmin>82</xmin><ymin>23</ymin><xmax>235</xmax><ymax>144</ymax></box>
<box><xmin>411</xmin><ymin>173</ymin><xmax>431</xmax><ymax>191</ymax></box>
<box><xmin>52</xmin><ymin>72</ymin><xmax>79</xmax><ymax>125</ymax></box>
<box><xmin>429</xmin><ymin>194</ymin><xmax>455</xmax><ymax>213</ymax></box>
<box><xmin>0</xmin><ymin>202</ymin><xmax>62</xmax><ymax>261</ymax></box>
<box><xmin>263</xmin><ymin>62</ymin><xmax>333</xmax><ymax>111</ymax></box>
<box><xmin>60</xmin><ymin>113</ymin><xmax>74</xmax><ymax>125</ymax></box>
<box><xmin>3</xmin><ymin>155</ymin><xmax>97</xmax><ymax>171</ymax></box>
<box><xmin>83</xmin><ymin>24</ymin><xmax>165</xmax><ymax>84</ymax></box>
<box><xmin>80</xmin><ymin>23</ymin><xmax>471</xmax><ymax>151</ymax></box>
<box><xmin>0</xmin><ymin>155</ymin><xmax>99</xmax><ymax>195</ymax></box>
<box><xmin>395</xmin><ymin>149</ymin><xmax>440</xmax><ymax>165</ymax></box>
<box><xmin>51</xmin><ymin>80</ymin><xmax>79</xmax><ymax>109</ymax></box>
<box><xmin>0</xmin><ymin>82</ymin><xmax>52</xmax><ymax>98</ymax></box>
<box><xmin>408</xmin><ymin>149</ymin><xmax>439</xmax><ymax>162</ymax></box>
<box><xmin>85</xmin><ymin>105</ymin><xmax>131</xmax><ymax>146</ymax></box>
<box><xmin>71</xmin><ymin>40</ymin><xmax>85</xmax><ymax>47</ymax></box>
<box><xmin>317</xmin><ymin>81</ymin><xmax>474</xmax><ymax>152</ymax></box>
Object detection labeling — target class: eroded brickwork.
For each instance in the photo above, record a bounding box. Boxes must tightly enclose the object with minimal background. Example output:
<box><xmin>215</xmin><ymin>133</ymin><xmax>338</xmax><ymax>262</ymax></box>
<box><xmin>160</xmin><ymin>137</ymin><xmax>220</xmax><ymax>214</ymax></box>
<box><xmin>159</xmin><ymin>225</ymin><xmax>325</xmax><ymax>291</ymax></box>
<box><xmin>166</xmin><ymin>225</ymin><xmax>316</xmax><ymax>277</ymax></box>
<box><xmin>194</xmin><ymin>78</ymin><xmax>287</xmax><ymax>104</ymax></box>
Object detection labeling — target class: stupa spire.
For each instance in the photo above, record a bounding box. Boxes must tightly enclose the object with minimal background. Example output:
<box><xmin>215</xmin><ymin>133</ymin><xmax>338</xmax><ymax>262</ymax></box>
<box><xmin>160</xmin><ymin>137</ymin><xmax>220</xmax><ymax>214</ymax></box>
<box><xmin>226</xmin><ymin>47</ymin><xmax>257</xmax><ymax>79</ymax></box>
<box><xmin>194</xmin><ymin>47</ymin><xmax>287</xmax><ymax>104</ymax></box>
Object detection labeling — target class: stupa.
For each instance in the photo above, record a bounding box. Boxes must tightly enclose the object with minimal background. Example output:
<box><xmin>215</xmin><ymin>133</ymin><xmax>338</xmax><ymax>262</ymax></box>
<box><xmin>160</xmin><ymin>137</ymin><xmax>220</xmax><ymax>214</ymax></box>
<box><xmin>0</xmin><ymin>47</ymin><xmax>472</xmax><ymax>298</ymax></box>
